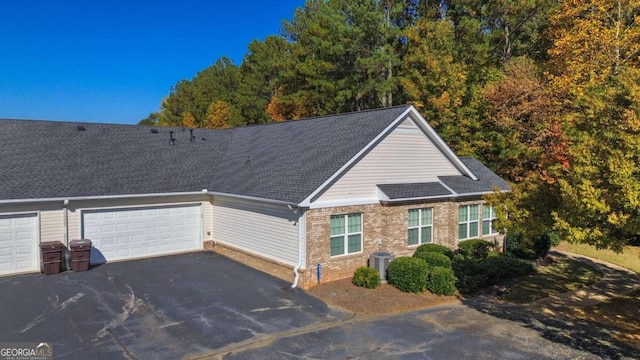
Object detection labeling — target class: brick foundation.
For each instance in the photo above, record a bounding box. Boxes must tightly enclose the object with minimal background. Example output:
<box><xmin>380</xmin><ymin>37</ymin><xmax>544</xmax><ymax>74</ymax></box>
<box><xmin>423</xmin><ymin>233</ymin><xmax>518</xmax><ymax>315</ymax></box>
<box><xmin>205</xmin><ymin>241</ymin><xmax>298</xmax><ymax>285</ymax></box>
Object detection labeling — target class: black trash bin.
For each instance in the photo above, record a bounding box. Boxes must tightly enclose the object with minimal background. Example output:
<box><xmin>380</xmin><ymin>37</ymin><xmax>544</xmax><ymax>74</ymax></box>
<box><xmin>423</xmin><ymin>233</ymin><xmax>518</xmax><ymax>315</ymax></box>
<box><xmin>40</xmin><ymin>241</ymin><xmax>64</xmax><ymax>275</ymax></box>
<box><xmin>69</xmin><ymin>239</ymin><xmax>92</xmax><ymax>272</ymax></box>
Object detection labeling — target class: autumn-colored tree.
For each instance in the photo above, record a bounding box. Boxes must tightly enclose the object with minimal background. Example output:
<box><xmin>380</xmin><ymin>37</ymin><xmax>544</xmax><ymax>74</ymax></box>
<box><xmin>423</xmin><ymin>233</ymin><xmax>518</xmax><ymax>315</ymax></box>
<box><xmin>547</xmin><ymin>0</ymin><xmax>640</xmax><ymax>97</ymax></box>
<box><xmin>204</xmin><ymin>100</ymin><xmax>238</xmax><ymax>129</ymax></box>
<box><xmin>182</xmin><ymin>111</ymin><xmax>197</xmax><ymax>128</ymax></box>
<box><xmin>548</xmin><ymin>0</ymin><xmax>640</xmax><ymax>251</ymax></box>
<box><xmin>482</xmin><ymin>57</ymin><xmax>566</xmax><ymax>240</ymax></box>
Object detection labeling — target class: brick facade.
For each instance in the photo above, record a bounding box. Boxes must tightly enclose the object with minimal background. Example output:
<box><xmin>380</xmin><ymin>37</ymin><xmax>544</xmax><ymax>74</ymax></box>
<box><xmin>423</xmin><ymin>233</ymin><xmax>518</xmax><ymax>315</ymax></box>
<box><xmin>300</xmin><ymin>199</ymin><xmax>504</xmax><ymax>288</ymax></box>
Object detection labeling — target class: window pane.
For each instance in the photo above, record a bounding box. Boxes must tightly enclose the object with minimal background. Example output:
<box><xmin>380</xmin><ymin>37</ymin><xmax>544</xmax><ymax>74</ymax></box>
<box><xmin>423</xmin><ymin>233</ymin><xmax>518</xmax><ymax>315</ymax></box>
<box><xmin>348</xmin><ymin>214</ymin><xmax>361</xmax><ymax>233</ymax></box>
<box><xmin>459</xmin><ymin>224</ymin><xmax>467</xmax><ymax>239</ymax></box>
<box><xmin>422</xmin><ymin>208</ymin><xmax>432</xmax><ymax>225</ymax></box>
<box><xmin>458</xmin><ymin>206</ymin><xmax>467</xmax><ymax>222</ymax></box>
<box><xmin>421</xmin><ymin>227</ymin><xmax>432</xmax><ymax>243</ymax></box>
<box><xmin>330</xmin><ymin>236</ymin><xmax>344</xmax><ymax>256</ymax></box>
<box><xmin>408</xmin><ymin>228</ymin><xmax>418</xmax><ymax>245</ymax></box>
<box><xmin>470</xmin><ymin>222</ymin><xmax>478</xmax><ymax>238</ymax></box>
<box><xmin>330</xmin><ymin>216</ymin><xmax>344</xmax><ymax>236</ymax></box>
<box><xmin>469</xmin><ymin>205</ymin><xmax>479</xmax><ymax>220</ymax></box>
<box><xmin>347</xmin><ymin>234</ymin><xmax>361</xmax><ymax>253</ymax></box>
<box><xmin>483</xmin><ymin>204</ymin><xmax>491</xmax><ymax>219</ymax></box>
<box><xmin>408</xmin><ymin>209</ymin><xmax>419</xmax><ymax>227</ymax></box>
<box><xmin>482</xmin><ymin>220</ymin><xmax>491</xmax><ymax>235</ymax></box>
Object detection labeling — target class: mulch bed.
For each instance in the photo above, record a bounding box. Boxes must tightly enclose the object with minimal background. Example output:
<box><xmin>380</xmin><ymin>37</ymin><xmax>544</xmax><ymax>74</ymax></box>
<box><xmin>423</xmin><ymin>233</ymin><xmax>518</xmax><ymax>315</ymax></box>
<box><xmin>306</xmin><ymin>278</ymin><xmax>458</xmax><ymax>315</ymax></box>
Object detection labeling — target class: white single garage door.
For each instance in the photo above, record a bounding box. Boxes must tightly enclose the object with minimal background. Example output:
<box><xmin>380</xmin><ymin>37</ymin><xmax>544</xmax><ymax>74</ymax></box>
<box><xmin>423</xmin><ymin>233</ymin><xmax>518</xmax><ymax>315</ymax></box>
<box><xmin>82</xmin><ymin>204</ymin><xmax>202</xmax><ymax>264</ymax></box>
<box><xmin>0</xmin><ymin>213</ymin><xmax>39</xmax><ymax>276</ymax></box>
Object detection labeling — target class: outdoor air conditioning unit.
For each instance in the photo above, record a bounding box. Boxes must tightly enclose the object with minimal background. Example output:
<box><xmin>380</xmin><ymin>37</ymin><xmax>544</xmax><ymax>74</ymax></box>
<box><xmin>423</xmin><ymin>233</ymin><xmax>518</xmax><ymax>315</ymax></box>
<box><xmin>369</xmin><ymin>252</ymin><xmax>395</xmax><ymax>281</ymax></box>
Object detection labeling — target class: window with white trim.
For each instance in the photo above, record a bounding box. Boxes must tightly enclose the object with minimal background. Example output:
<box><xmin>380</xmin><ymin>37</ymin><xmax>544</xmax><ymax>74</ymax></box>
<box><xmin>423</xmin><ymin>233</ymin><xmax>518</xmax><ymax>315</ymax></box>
<box><xmin>458</xmin><ymin>204</ymin><xmax>479</xmax><ymax>240</ymax></box>
<box><xmin>408</xmin><ymin>208</ymin><xmax>433</xmax><ymax>246</ymax></box>
<box><xmin>482</xmin><ymin>204</ymin><xmax>498</xmax><ymax>235</ymax></box>
<box><xmin>330</xmin><ymin>213</ymin><xmax>362</xmax><ymax>256</ymax></box>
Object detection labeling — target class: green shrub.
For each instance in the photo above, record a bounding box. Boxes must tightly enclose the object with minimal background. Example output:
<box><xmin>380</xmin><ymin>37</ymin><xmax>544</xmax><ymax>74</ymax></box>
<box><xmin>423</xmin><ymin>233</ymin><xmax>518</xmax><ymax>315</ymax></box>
<box><xmin>414</xmin><ymin>243</ymin><xmax>454</xmax><ymax>260</ymax></box>
<box><xmin>427</xmin><ymin>266</ymin><xmax>457</xmax><ymax>296</ymax></box>
<box><xmin>457</xmin><ymin>239</ymin><xmax>494</xmax><ymax>259</ymax></box>
<box><xmin>352</xmin><ymin>267</ymin><xmax>381</xmax><ymax>289</ymax></box>
<box><xmin>507</xmin><ymin>233</ymin><xmax>551</xmax><ymax>260</ymax></box>
<box><xmin>387</xmin><ymin>257</ymin><xmax>429</xmax><ymax>293</ymax></box>
<box><xmin>452</xmin><ymin>253</ymin><xmax>535</xmax><ymax>294</ymax></box>
<box><xmin>414</xmin><ymin>251</ymin><xmax>452</xmax><ymax>269</ymax></box>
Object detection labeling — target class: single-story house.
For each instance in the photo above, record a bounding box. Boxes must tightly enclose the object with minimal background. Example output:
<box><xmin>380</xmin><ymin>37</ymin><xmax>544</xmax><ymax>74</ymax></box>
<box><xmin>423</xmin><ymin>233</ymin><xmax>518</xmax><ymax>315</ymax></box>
<box><xmin>0</xmin><ymin>105</ymin><xmax>509</xmax><ymax>287</ymax></box>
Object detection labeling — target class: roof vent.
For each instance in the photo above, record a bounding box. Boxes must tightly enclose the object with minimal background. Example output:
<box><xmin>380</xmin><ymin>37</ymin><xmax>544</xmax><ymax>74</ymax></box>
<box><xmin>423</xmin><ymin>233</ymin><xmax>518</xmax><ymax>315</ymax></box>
<box><xmin>150</xmin><ymin>128</ymin><xmax>158</xmax><ymax>134</ymax></box>
<box><xmin>189</xmin><ymin>129</ymin><xmax>196</xmax><ymax>143</ymax></box>
<box><xmin>369</xmin><ymin>252</ymin><xmax>394</xmax><ymax>281</ymax></box>
<box><xmin>169</xmin><ymin>131</ymin><xmax>176</xmax><ymax>145</ymax></box>
<box><xmin>76</xmin><ymin>125</ymin><xmax>86</xmax><ymax>131</ymax></box>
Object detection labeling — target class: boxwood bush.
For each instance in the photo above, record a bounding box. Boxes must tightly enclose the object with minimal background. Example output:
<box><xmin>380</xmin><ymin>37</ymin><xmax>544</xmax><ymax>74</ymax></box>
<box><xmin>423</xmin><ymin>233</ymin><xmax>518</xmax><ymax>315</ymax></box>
<box><xmin>427</xmin><ymin>266</ymin><xmax>457</xmax><ymax>296</ymax></box>
<box><xmin>507</xmin><ymin>233</ymin><xmax>552</xmax><ymax>260</ymax></box>
<box><xmin>452</xmin><ymin>253</ymin><xmax>535</xmax><ymax>294</ymax></box>
<box><xmin>414</xmin><ymin>251</ymin><xmax>452</xmax><ymax>270</ymax></box>
<box><xmin>457</xmin><ymin>239</ymin><xmax>494</xmax><ymax>259</ymax></box>
<box><xmin>387</xmin><ymin>256</ymin><xmax>429</xmax><ymax>293</ymax></box>
<box><xmin>352</xmin><ymin>266</ymin><xmax>381</xmax><ymax>289</ymax></box>
<box><xmin>414</xmin><ymin>243</ymin><xmax>454</xmax><ymax>260</ymax></box>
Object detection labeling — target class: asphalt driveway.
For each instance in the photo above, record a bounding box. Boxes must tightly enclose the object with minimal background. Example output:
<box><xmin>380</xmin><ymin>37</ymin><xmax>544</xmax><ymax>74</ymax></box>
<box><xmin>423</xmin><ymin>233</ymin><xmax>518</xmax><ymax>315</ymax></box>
<box><xmin>0</xmin><ymin>251</ymin><xmax>344</xmax><ymax>360</ymax></box>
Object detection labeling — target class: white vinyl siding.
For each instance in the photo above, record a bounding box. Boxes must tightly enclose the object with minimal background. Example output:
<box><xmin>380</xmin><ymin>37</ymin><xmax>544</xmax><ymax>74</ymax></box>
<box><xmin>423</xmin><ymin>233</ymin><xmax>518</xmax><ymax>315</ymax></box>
<box><xmin>211</xmin><ymin>197</ymin><xmax>299</xmax><ymax>266</ymax></box>
<box><xmin>0</xmin><ymin>213</ymin><xmax>39</xmax><ymax>276</ymax></box>
<box><xmin>40</xmin><ymin>210</ymin><xmax>64</xmax><ymax>243</ymax></box>
<box><xmin>482</xmin><ymin>205</ymin><xmax>498</xmax><ymax>235</ymax></box>
<box><xmin>330</xmin><ymin>213</ymin><xmax>362</xmax><ymax>257</ymax></box>
<box><xmin>408</xmin><ymin>208</ymin><xmax>433</xmax><ymax>246</ymax></box>
<box><xmin>459</xmin><ymin>205</ymin><xmax>479</xmax><ymax>240</ymax></box>
<box><xmin>314</xmin><ymin>118</ymin><xmax>460</xmax><ymax>205</ymax></box>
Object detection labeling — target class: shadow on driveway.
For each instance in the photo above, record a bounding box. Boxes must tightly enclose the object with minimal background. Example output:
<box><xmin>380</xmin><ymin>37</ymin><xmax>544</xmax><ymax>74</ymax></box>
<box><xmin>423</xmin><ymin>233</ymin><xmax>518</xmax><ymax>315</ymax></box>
<box><xmin>461</xmin><ymin>252</ymin><xmax>640</xmax><ymax>359</ymax></box>
<box><xmin>0</xmin><ymin>251</ymin><xmax>345</xmax><ymax>360</ymax></box>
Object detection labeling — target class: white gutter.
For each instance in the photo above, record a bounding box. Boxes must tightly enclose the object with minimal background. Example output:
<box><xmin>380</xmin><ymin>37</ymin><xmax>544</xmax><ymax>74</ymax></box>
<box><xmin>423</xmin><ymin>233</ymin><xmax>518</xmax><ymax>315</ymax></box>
<box><xmin>0</xmin><ymin>191</ymin><xmax>211</xmax><ymax>205</ymax></box>
<box><xmin>0</xmin><ymin>189</ymin><xmax>299</xmax><ymax>207</ymax></box>
<box><xmin>207</xmin><ymin>191</ymin><xmax>297</xmax><ymax>207</ymax></box>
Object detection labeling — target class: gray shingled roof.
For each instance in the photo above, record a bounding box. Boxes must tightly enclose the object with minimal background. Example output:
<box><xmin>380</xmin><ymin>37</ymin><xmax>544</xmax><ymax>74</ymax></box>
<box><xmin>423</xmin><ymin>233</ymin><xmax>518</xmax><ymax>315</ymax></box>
<box><xmin>439</xmin><ymin>157</ymin><xmax>511</xmax><ymax>194</ymax></box>
<box><xmin>377</xmin><ymin>182</ymin><xmax>453</xmax><ymax>200</ymax></box>
<box><xmin>0</xmin><ymin>106</ymin><xmax>411</xmax><ymax>204</ymax></box>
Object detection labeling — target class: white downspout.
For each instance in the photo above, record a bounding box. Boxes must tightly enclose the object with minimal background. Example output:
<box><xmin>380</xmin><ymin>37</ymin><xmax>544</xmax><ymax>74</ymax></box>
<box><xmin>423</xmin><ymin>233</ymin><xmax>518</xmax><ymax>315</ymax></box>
<box><xmin>63</xmin><ymin>199</ymin><xmax>69</xmax><ymax>247</ymax></box>
<box><xmin>63</xmin><ymin>199</ymin><xmax>70</xmax><ymax>269</ymax></box>
<box><xmin>291</xmin><ymin>209</ymin><xmax>305</xmax><ymax>289</ymax></box>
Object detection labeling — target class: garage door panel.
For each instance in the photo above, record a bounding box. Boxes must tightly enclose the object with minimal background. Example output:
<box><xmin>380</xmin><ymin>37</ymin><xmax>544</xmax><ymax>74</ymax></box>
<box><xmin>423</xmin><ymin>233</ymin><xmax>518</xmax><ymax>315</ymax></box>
<box><xmin>83</xmin><ymin>205</ymin><xmax>201</xmax><ymax>263</ymax></box>
<box><xmin>0</xmin><ymin>214</ymin><xmax>38</xmax><ymax>276</ymax></box>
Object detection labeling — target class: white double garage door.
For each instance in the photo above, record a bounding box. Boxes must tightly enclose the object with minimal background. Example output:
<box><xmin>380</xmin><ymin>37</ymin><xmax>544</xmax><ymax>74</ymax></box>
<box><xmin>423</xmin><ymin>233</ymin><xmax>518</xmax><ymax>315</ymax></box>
<box><xmin>0</xmin><ymin>204</ymin><xmax>202</xmax><ymax>276</ymax></box>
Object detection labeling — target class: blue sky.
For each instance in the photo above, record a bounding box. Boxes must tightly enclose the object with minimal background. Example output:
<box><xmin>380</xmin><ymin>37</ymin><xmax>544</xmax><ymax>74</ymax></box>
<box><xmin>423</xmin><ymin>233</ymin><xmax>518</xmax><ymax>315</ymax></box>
<box><xmin>0</xmin><ymin>1</ymin><xmax>303</xmax><ymax>124</ymax></box>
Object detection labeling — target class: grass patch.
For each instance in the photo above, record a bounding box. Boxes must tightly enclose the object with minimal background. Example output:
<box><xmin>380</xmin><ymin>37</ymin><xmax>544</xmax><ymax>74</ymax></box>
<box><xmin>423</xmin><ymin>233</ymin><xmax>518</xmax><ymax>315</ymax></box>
<box><xmin>555</xmin><ymin>242</ymin><xmax>640</xmax><ymax>273</ymax></box>
<box><xmin>498</xmin><ymin>256</ymin><xmax>602</xmax><ymax>304</ymax></box>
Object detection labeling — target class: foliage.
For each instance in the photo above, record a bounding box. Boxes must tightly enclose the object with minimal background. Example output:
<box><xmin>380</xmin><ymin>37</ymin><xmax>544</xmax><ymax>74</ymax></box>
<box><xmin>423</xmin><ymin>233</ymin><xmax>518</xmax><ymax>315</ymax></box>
<box><xmin>457</xmin><ymin>239</ymin><xmax>494</xmax><ymax>259</ymax></box>
<box><xmin>414</xmin><ymin>243</ymin><xmax>454</xmax><ymax>260</ymax></box>
<box><xmin>426</xmin><ymin>266</ymin><xmax>457</xmax><ymax>296</ymax></box>
<box><xmin>387</xmin><ymin>256</ymin><xmax>429</xmax><ymax>293</ymax></box>
<box><xmin>452</xmin><ymin>253</ymin><xmax>535</xmax><ymax>294</ymax></box>
<box><xmin>352</xmin><ymin>266</ymin><xmax>381</xmax><ymax>289</ymax></box>
<box><xmin>414</xmin><ymin>251</ymin><xmax>452</xmax><ymax>270</ymax></box>
<box><xmin>507</xmin><ymin>233</ymin><xmax>552</xmax><ymax>260</ymax></box>
<box><xmin>137</xmin><ymin>0</ymin><xmax>640</xmax><ymax>253</ymax></box>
